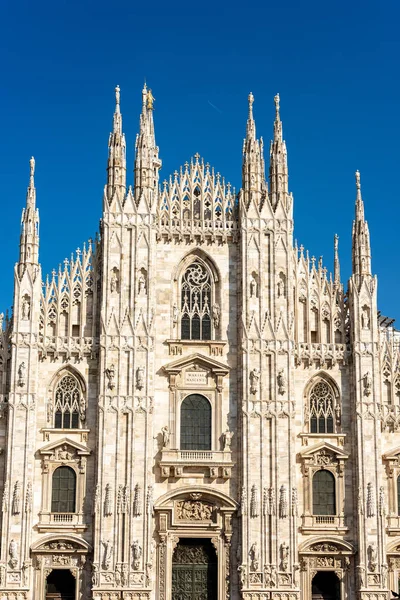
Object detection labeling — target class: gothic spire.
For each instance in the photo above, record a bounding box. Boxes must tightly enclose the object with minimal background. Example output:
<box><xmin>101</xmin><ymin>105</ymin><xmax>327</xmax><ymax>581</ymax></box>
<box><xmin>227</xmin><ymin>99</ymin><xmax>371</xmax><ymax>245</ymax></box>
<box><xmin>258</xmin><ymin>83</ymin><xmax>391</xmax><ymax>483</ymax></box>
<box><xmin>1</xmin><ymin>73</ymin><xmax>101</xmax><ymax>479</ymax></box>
<box><xmin>352</xmin><ymin>170</ymin><xmax>372</xmax><ymax>283</ymax></box>
<box><xmin>19</xmin><ymin>157</ymin><xmax>40</xmax><ymax>276</ymax></box>
<box><xmin>334</xmin><ymin>233</ymin><xmax>340</xmax><ymax>286</ymax></box>
<box><xmin>241</xmin><ymin>92</ymin><xmax>266</xmax><ymax>211</ymax></box>
<box><xmin>269</xmin><ymin>93</ymin><xmax>289</xmax><ymax>211</ymax></box>
<box><xmin>134</xmin><ymin>84</ymin><xmax>162</xmax><ymax>209</ymax></box>
<box><xmin>106</xmin><ymin>85</ymin><xmax>126</xmax><ymax>204</ymax></box>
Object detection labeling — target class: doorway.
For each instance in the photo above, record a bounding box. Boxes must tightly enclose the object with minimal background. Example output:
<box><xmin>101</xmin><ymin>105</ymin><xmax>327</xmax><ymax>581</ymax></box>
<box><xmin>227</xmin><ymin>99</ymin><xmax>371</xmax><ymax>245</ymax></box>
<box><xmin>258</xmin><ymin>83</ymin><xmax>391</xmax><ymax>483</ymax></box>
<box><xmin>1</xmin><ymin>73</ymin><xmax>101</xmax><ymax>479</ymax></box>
<box><xmin>172</xmin><ymin>538</ymin><xmax>217</xmax><ymax>600</ymax></box>
<box><xmin>312</xmin><ymin>571</ymin><xmax>340</xmax><ymax>600</ymax></box>
<box><xmin>45</xmin><ymin>569</ymin><xmax>75</xmax><ymax>600</ymax></box>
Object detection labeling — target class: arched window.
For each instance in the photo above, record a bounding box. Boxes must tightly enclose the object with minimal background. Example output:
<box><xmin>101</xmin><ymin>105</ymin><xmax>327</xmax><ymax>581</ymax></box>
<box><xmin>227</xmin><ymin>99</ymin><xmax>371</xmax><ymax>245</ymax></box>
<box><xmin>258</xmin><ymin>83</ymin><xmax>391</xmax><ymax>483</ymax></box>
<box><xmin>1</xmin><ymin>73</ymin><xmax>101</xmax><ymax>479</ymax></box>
<box><xmin>397</xmin><ymin>475</ymin><xmax>400</xmax><ymax>516</ymax></box>
<box><xmin>54</xmin><ymin>374</ymin><xmax>82</xmax><ymax>429</ymax></box>
<box><xmin>180</xmin><ymin>394</ymin><xmax>211</xmax><ymax>450</ymax></box>
<box><xmin>309</xmin><ymin>381</ymin><xmax>335</xmax><ymax>433</ymax></box>
<box><xmin>312</xmin><ymin>470</ymin><xmax>336</xmax><ymax>515</ymax></box>
<box><xmin>181</xmin><ymin>261</ymin><xmax>212</xmax><ymax>340</ymax></box>
<box><xmin>51</xmin><ymin>466</ymin><xmax>76</xmax><ymax>513</ymax></box>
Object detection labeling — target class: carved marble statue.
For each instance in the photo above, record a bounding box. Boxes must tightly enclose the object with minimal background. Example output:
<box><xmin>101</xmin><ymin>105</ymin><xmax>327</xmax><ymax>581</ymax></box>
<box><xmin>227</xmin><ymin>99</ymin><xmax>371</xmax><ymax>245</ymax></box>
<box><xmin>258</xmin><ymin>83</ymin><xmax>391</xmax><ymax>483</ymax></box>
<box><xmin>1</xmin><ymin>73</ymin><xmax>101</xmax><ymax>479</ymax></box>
<box><xmin>161</xmin><ymin>425</ymin><xmax>170</xmax><ymax>448</ymax></box>
<box><xmin>249</xmin><ymin>542</ymin><xmax>259</xmax><ymax>571</ymax></box>
<box><xmin>136</xmin><ymin>366</ymin><xmax>145</xmax><ymax>390</ymax></box>
<box><xmin>249</xmin><ymin>368</ymin><xmax>260</xmax><ymax>395</ymax></box>
<box><xmin>222</xmin><ymin>429</ymin><xmax>233</xmax><ymax>450</ymax></box>
<box><xmin>18</xmin><ymin>362</ymin><xmax>26</xmax><ymax>387</ymax></box>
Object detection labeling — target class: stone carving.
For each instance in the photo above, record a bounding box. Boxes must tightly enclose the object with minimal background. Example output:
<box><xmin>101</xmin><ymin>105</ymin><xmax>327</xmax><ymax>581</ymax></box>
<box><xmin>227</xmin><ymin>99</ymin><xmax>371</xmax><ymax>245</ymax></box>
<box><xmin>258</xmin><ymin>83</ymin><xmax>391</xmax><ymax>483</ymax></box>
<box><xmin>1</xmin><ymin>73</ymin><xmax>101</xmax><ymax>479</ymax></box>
<box><xmin>277</xmin><ymin>273</ymin><xmax>286</xmax><ymax>298</ymax></box>
<box><xmin>25</xmin><ymin>481</ymin><xmax>32</xmax><ymax>513</ymax></box>
<box><xmin>57</xmin><ymin>444</ymin><xmax>73</xmax><ymax>461</ymax></box>
<box><xmin>212</xmin><ymin>303</ymin><xmax>220</xmax><ymax>329</ymax></box>
<box><xmin>2</xmin><ymin>482</ymin><xmax>9</xmax><ymax>513</ymax></box>
<box><xmin>358</xmin><ymin>486</ymin><xmax>364</xmax><ymax>514</ymax></box>
<box><xmin>161</xmin><ymin>426</ymin><xmax>170</xmax><ymax>448</ymax></box>
<box><xmin>41</xmin><ymin>540</ymin><xmax>78</xmax><ymax>550</ymax></box>
<box><xmin>240</xmin><ymin>486</ymin><xmax>247</xmax><ymax>515</ymax></box>
<box><xmin>313</xmin><ymin>449</ymin><xmax>335</xmax><ymax>466</ymax></box>
<box><xmin>368</xmin><ymin>543</ymin><xmax>377</xmax><ymax>572</ymax></box>
<box><xmin>18</xmin><ymin>362</ymin><xmax>26</xmax><ymax>387</ymax></box>
<box><xmin>250</xmin><ymin>485</ymin><xmax>259</xmax><ymax>518</ymax></box>
<box><xmin>12</xmin><ymin>481</ymin><xmax>21</xmax><ymax>515</ymax></box>
<box><xmin>362</xmin><ymin>306</ymin><xmax>370</xmax><ymax>330</ymax></box>
<box><xmin>176</xmin><ymin>499</ymin><xmax>214</xmax><ymax>521</ymax></box>
<box><xmin>110</xmin><ymin>268</ymin><xmax>119</xmax><ymax>293</ymax></box>
<box><xmin>363</xmin><ymin>371</ymin><xmax>372</xmax><ymax>396</ymax></box>
<box><xmin>379</xmin><ymin>486</ymin><xmax>386</xmax><ymax>516</ymax></box>
<box><xmin>92</xmin><ymin>484</ymin><xmax>100</xmax><ymax>515</ymax></box>
<box><xmin>309</xmin><ymin>543</ymin><xmax>339</xmax><ymax>552</ymax></box>
<box><xmin>277</xmin><ymin>369</ymin><xmax>287</xmax><ymax>395</ymax></box>
<box><xmin>249</xmin><ymin>542</ymin><xmax>259</xmax><ymax>572</ymax></box>
<box><xmin>291</xmin><ymin>487</ymin><xmax>298</xmax><ymax>516</ymax></box>
<box><xmin>237</xmin><ymin>564</ymin><xmax>246</xmax><ymax>589</ymax></box>
<box><xmin>133</xmin><ymin>483</ymin><xmax>142</xmax><ymax>517</ymax></box>
<box><xmin>264</xmin><ymin>564</ymin><xmax>277</xmax><ymax>587</ymax></box>
<box><xmin>9</xmin><ymin>539</ymin><xmax>18</xmax><ymax>569</ymax></box>
<box><xmin>104</xmin><ymin>483</ymin><xmax>113</xmax><ymax>517</ymax></box>
<box><xmin>249</xmin><ymin>368</ymin><xmax>260</xmax><ymax>395</ymax></box>
<box><xmin>279</xmin><ymin>485</ymin><xmax>288</xmax><ymax>518</ymax></box>
<box><xmin>21</xmin><ymin>295</ymin><xmax>30</xmax><ymax>320</ymax></box>
<box><xmin>136</xmin><ymin>366</ymin><xmax>145</xmax><ymax>390</ymax></box>
<box><xmin>367</xmin><ymin>482</ymin><xmax>375</xmax><ymax>517</ymax></box>
<box><xmin>172</xmin><ymin>303</ymin><xmax>178</xmax><ymax>324</ymax></box>
<box><xmin>105</xmin><ymin>365</ymin><xmax>116</xmax><ymax>390</ymax></box>
<box><xmin>103</xmin><ymin>539</ymin><xmax>113</xmax><ymax>570</ymax></box>
<box><xmin>132</xmin><ymin>540</ymin><xmax>142</xmax><ymax>570</ymax></box>
<box><xmin>121</xmin><ymin>562</ymin><xmax>128</xmax><ymax>586</ymax></box>
<box><xmin>280</xmin><ymin>542</ymin><xmax>289</xmax><ymax>572</ymax></box>
<box><xmin>222</xmin><ymin>429</ymin><xmax>233</xmax><ymax>450</ymax></box>
<box><xmin>146</xmin><ymin>484</ymin><xmax>153</xmax><ymax>515</ymax></box>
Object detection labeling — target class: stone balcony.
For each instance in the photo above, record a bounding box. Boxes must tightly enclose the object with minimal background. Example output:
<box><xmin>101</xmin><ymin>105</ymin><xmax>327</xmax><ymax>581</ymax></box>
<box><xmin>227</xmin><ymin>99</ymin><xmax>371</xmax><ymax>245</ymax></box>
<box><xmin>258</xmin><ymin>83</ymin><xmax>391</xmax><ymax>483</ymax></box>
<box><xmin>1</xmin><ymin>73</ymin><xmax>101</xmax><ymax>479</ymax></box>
<box><xmin>159</xmin><ymin>449</ymin><xmax>234</xmax><ymax>480</ymax></box>
<box><xmin>37</xmin><ymin>511</ymin><xmax>87</xmax><ymax>532</ymax></box>
<box><xmin>301</xmin><ymin>513</ymin><xmax>348</xmax><ymax>534</ymax></box>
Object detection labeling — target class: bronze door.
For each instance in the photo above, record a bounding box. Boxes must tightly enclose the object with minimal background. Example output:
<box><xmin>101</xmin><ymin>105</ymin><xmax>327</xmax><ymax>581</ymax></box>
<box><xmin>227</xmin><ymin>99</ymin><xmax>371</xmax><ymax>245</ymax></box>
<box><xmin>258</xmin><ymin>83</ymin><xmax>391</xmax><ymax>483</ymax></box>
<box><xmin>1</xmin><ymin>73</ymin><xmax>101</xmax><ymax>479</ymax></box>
<box><xmin>172</xmin><ymin>539</ymin><xmax>217</xmax><ymax>600</ymax></box>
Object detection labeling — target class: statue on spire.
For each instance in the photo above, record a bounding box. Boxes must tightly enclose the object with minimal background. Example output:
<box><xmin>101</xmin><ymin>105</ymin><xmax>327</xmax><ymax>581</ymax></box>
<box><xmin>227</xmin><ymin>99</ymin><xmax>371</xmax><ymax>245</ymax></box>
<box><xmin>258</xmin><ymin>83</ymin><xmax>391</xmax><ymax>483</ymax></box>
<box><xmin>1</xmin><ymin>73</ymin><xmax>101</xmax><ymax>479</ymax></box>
<box><xmin>115</xmin><ymin>85</ymin><xmax>120</xmax><ymax>106</ymax></box>
<box><xmin>147</xmin><ymin>89</ymin><xmax>155</xmax><ymax>110</ymax></box>
<box><xmin>30</xmin><ymin>156</ymin><xmax>35</xmax><ymax>179</ymax></box>
<box><xmin>274</xmin><ymin>93</ymin><xmax>280</xmax><ymax>115</ymax></box>
<box><xmin>355</xmin><ymin>170</ymin><xmax>361</xmax><ymax>189</ymax></box>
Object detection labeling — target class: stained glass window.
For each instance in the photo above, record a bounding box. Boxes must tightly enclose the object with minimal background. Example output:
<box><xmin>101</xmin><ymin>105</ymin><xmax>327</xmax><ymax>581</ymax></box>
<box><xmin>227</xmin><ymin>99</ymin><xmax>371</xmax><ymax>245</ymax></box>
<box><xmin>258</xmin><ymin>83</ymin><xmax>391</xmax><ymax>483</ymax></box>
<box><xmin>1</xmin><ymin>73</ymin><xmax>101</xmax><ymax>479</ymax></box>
<box><xmin>51</xmin><ymin>466</ymin><xmax>76</xmax><ymax>513</ymax></box>
<box><xmin>181</xmin><ymin>262</ymin><xmax>212</xmax><ymax>340</ymax></box>
<box><xmin>312</xmin><ymin>470</ymin><xmax>336</xmax><ymax>515</ymax></box>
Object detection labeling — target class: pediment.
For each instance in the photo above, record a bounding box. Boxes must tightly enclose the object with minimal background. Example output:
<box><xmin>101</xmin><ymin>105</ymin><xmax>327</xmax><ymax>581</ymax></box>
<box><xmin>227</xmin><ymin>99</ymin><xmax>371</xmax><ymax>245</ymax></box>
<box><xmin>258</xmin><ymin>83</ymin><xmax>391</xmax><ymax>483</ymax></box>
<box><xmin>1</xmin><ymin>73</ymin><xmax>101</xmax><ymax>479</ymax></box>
<box><xmin>32</xmin><ymin>534</ymin><xmax>91</xmax><ymax>553</ymax></box>
<box><xmin>383</xmin><ymin>446</ymin><xmax>400</xmax><ymax>461</ymax></box>
<box><xmin>39</xmin><ymin>437</ymin><xmax>91</xmax><ymax>457</ymax></box>
<box><xmin>163</xmin><ymin>353</ymin><xmax>230</xmax><ymax>376</ymax></box>
<box><xmin>299</xmin><ymin>441</ymin><xmax>348</xmax><ymax>460</ymax></box>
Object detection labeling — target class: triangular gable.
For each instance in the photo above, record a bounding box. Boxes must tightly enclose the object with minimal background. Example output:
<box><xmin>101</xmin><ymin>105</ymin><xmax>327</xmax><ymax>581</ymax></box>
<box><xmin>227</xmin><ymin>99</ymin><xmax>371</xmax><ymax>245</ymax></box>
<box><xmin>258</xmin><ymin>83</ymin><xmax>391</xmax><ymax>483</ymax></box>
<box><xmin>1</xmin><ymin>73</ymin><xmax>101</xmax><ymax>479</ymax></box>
<box><xmin>39</xmin><ymin>437</ymin><xmax>91</xmax><ymax>456</ymax></box>
<box><xmin>299</xmin><ymin>440</ymin><xmax>348</xmax><ymax>460</ymax></box>
<box><xmin>163</xmin><ymin>352</ymin><xmax>229</xmax><ymax>376</ymax></box>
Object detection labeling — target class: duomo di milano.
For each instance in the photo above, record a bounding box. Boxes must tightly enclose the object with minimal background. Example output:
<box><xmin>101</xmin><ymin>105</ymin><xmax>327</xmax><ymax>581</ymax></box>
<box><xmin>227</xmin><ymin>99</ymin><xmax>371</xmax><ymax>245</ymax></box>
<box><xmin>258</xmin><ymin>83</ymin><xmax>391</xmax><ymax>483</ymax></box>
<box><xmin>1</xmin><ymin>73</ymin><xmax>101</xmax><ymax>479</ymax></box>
<box><xmin>1</xmin><ymin>83</ymin><xmax>400</xmax><ymax>600</ymax></box>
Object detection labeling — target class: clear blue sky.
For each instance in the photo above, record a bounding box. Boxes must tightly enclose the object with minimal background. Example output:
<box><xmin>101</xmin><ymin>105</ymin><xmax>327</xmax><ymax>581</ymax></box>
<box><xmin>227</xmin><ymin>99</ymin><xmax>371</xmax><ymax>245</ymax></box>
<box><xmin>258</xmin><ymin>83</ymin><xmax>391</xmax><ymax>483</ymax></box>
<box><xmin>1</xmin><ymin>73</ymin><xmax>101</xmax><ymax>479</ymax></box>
<box><xmin>1</xmin><ymin>0</ymin><xmax>399</xmax><ymax>319</ymax></box>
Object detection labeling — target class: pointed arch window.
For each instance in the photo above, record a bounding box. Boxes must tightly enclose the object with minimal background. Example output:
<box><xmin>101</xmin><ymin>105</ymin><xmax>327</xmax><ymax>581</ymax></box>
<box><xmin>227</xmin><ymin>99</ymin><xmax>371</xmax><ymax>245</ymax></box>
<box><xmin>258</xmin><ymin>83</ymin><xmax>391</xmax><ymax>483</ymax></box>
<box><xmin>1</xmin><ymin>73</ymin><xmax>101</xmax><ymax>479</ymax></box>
<box><xmin>309</xmin><ymin>381</ymin><xmax>335</xmax><ymax>434</ymax></box>
<box><xmin>312</xmin><ymin>470</ymin><xmax>336</xmax><ymax>515</ymax></box>
<box><xmin>180</xmin><ymin>394</ymin><xmax>211</xmax><ymax>450</ymax></box>
<box><xmin>54</xmin><ymin>374</ymin><xmax>82</xmax><ymax>429</ymax></box>
<box><xmin>51</xmin><ymin>466</ymin><xmax>76</xmax><ymax>513</ymax></box>
<box><xmin>181</xmin><ymin>261</ymin><xmax>212</xmax><ymax>340</ymax></box>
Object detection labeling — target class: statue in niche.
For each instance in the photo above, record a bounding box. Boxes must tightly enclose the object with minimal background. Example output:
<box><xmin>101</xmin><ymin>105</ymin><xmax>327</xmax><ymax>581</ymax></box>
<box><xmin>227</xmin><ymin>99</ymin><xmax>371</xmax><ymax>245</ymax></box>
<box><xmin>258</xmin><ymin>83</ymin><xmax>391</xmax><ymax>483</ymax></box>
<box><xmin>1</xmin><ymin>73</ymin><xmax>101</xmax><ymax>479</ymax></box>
<box><xmin>136</xmin><ymin>366</ymin><xmax>145</xmax><ymax>390</ymax></box>
<box><xmin>277</xmin><ymin>369</ymin><xmax>287</xmax><ymax>395</ymax></box>
<box><xmin>161</xmin><ymin>426</ymin><xmax>170</xmax><ymax>448</ymax></box>
<box><xmin>249</xmin><ymin>368</ymin><xmax>260</xmax><ymax>395</ymax></box>
<box><xmin>12</xmin><ymin>481</ymin><xmax>21</xmax><ymax>515</ymax></box>
<box><xmin>281</xmin><ymin>542</ymin><xmax>289</xmax><ymax>572</ymax></box>
<box><xmin>103</xmin><ymin>540</ymin><xmax>113</xmax><ymax>570</ymax></box>
<box><xmin>79</xmin><ymin>396</ymin><xmax>86</xmax><ymax>422</ymax></box>
<box><xmin>18</xmin><ymin>362</ymin><xmax>26</xmax><ymax>387</ymax></box>
<box><xmin>21</xmin><ymin>295</ymin><xmax>30</xmax><ymax>320</ymax></box>
<box><xmin>361</xmin><ymin>306</ymin><xmax>370</xmax><ymax>330</ymax></box>
<box><xmin>105</xmin><ymin>365</ymin><xmax>116</xmax><ymax>390</ymax></box>
<box><xmin>9</xmin><ymin>539</ymin><xmax>18</xmax><ymax>569</ymax></box>
<box><xmin>368</xmin><ymin>543</ymin><xmax>377</xmax><ymax>572</ymax></box>
<box><xmin>363</xmin><ymin>371</ymin><xmax>372</xmax><ymax>396</ymax></box>
<box><xmin>249</xmin><ymin>276</ymin><xmax>258</xmax><ymax>298</ymax></box>
<box><xmin>249</xmin><ymin>542</ymin><xmax>259</xmax><ymax>572</ymax></box>
<box><xmin>222</xmin><ymin>429</ymin><xmax>233</xmax><ymax>450</ymax></box>
<box><xmin>172</xmin><ymin>304</ymin><xmax>178</xmax><ymax>324</ymax></box>
<box><xmin>132</xmin><ymin>540</ymin><xmax>142</xmax><ymax>570</ymax></box>
<box><xmin>138</xmin><ymin>271</ymin><xmax>147</xmax><ymax>295</ymax></box>
<box><xmin>212</xmin><ymin>303</ymin><xmax>220</xmax><ymax>329</ymax></box>
<box><xmin>110</xmin><ymin>269</ymin><xmax>119</xmax><ymax>293</ymax></box>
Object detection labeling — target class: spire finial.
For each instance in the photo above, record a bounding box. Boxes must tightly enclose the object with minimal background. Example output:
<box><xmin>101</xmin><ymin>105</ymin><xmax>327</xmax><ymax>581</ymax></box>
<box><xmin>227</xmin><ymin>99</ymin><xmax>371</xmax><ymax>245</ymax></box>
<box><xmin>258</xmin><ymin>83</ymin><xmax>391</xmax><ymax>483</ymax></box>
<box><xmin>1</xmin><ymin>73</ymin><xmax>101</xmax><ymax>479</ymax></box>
<box><xmin>274</xmin><ymin>93</ymin><xmax>280</xmax><ymax>118</ymax></box>
<box><xmin>355</xmin><ymin>169</ymin><xmax>361</xmax><ymax>190</ymax></box>
<box><xmin>30</xmin><ymin>156</ymin><xmax>35</xmax><ymax>179</ymax></box>
<box><xmin>334</xmin><ymin>233</ymin><xmax>340</xmax><ymax>285</ymax></box>
<box><xmin>248</xmin><ymin>92</ymin><xmax>254</xmax><ymax>118</ymax></box>
<box><xmin>27</xmin><ymin>156</ymin><xmax>36</xmax><ymax>204</ymax></box>
<box><xmin>115</xmin><ymin>85</ymin><xmax>120</xmax><ymax>106</ymax></box>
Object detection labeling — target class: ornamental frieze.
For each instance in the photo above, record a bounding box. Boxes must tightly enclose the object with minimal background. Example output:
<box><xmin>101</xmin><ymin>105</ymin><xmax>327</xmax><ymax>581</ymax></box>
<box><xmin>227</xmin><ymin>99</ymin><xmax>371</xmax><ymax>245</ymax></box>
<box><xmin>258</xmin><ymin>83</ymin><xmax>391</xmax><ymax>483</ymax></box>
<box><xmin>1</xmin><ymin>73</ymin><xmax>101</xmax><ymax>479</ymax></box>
<box><xmin>175</xmin><ymin>499</ymin><xmax>214</xmax><ymax>521</ymax></box>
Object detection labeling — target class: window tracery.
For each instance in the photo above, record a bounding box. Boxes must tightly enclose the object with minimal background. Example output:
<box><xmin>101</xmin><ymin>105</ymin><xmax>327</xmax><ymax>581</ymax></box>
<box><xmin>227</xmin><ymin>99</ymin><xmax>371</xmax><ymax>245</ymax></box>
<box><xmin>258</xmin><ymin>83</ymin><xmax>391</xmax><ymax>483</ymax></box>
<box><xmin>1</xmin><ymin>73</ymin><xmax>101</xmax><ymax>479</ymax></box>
<box><xmin>180</xmin><ymin>261</ymin><xmax>212</xmax><ymax>340</ymax></box>
<box><xmin>309</xmin><ymin>381</ymin><xmax>335</xmax><ymax>434</ymax></box>
<box><xmin>54</xmin><ymin>374</ymin><xmax>84</xmax><ymax>429</ymax></box>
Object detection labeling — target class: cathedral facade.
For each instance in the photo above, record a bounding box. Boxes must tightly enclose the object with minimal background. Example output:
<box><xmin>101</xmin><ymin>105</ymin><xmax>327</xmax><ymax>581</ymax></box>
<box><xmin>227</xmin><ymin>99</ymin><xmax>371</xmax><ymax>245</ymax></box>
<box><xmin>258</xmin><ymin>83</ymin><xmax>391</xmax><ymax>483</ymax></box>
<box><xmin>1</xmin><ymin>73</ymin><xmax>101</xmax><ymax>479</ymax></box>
<box><xmin>0</xmin><ymin>85</ymin><xmax>398</xmax><ymax>600</ymax></box>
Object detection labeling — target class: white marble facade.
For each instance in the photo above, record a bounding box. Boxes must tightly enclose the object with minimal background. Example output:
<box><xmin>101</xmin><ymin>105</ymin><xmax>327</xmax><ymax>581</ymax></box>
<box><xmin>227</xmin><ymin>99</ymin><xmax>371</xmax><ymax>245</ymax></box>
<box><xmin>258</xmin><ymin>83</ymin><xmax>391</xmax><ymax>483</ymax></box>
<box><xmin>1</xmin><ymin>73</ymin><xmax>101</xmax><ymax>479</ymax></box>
<box><xmin>0</xmin><ymin>86</ymin><xmax>398</xmax><ymax>600</ymax></box>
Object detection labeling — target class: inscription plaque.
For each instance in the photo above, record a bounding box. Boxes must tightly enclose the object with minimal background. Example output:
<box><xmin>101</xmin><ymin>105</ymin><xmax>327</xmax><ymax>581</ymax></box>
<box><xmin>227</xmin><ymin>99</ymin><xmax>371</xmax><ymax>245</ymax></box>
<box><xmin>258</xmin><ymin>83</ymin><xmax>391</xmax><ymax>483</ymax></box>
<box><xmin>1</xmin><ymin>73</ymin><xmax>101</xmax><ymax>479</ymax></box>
<box><xmin>185</xmin><ymin>371</ymin><xmax>207</xmax><ymax>385</ymax></box>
